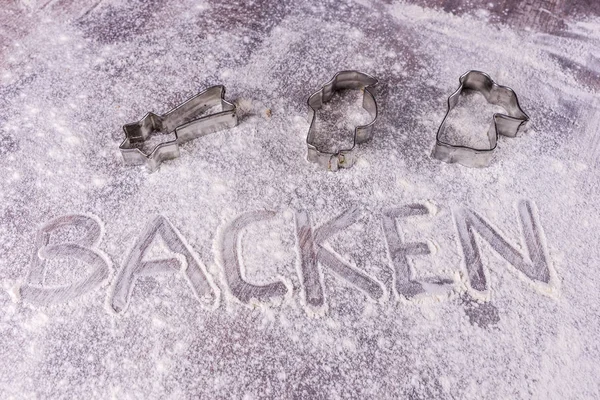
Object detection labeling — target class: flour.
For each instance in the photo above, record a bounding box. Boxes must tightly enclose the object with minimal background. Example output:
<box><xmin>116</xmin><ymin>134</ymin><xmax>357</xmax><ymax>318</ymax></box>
<box><xmin>0</xmin><ymin>0</ymin><xmax>599</xmax><ymax>398</ymax></box>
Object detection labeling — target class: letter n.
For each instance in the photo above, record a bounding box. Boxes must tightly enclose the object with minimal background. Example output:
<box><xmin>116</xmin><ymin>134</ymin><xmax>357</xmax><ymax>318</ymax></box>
<box><xmin>453</xmin><ymin>200</ymin><xmax>552</xmax><ymax>293</ymax></box>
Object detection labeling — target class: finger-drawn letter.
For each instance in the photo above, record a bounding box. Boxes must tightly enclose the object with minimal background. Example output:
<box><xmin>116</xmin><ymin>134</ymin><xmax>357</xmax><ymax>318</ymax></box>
<box><xmin>295</xmin><ymin>208</ymin><xmax>385</xmax><ymax>308</ymax></box>
<box><xmin>218</xmin><ymin>210</ymin><xmax>288</xmax><ymax>304</ymax></box>
<box><xmin>20</xmin><ymin>214</ymin><xmax>110</xmax><ymax>305</ymax></box>
<box><xmin>382</xmin><ymin>204</ymin><xmax>453</xmax><ymax>299</ymax></box>
<box><xmin>453</xmin><ymin>200</ymin><xmax>552</xmax><ymax>292</ymax></box>
<box><xmin>110</xmin><ymin>215</ymin><xmax>218</xmax><ymax>313</ymax></box>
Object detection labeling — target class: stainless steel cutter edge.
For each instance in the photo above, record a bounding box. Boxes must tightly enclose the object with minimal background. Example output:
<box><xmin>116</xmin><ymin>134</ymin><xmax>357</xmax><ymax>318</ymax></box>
<box><xmin>432</xmin><ymin>70</ymin><xmax>529</xmax><ymax>168</ymax></box>
<box><xmin>119</xmin><ymin>85</ymin><xmax>238</xmax><ymax>171</ymax></box>
<box><xmin>306</xmin><ymin>70</ymin><xmax>379</xmax><ymax>171</ymax></box>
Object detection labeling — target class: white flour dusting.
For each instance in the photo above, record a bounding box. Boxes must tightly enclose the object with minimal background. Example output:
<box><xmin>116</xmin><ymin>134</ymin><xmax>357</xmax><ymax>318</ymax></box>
<box><xmin>0</xmin><ymin>0</ymin><xmax>599</xmax><ymax>398</ymax></box>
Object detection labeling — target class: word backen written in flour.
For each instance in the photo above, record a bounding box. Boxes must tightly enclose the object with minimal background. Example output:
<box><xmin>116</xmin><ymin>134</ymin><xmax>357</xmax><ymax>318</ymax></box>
<box><xmin>16</xmin><ymin>200</ymin><xmax>554</xmax><ymax>313</ymax></box>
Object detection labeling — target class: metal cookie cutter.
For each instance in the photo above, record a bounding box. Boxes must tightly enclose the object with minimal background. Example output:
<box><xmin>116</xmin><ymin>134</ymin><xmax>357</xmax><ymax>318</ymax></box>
<box><xmin>120</xmin><ymin>85</ymin><xmax>237</xmax><ymax>171</ymax></box>
<box><xmin>306</xmin><ymin>71</ymin><xmax>378</xmax><ymax>171</ymax></box>
<box><xmin>432</xmin><ymin>70</ymin><xmax>529</xmax><ymax>168</ymax></box>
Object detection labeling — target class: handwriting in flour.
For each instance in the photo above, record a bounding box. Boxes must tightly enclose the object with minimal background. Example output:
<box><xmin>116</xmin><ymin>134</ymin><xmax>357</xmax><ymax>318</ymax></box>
<box><xmin>295</xmin><ymin>208</ymin><xmax>385</xmax><ymax>308</ymax></box>
<box><xmin>382</xmin><ymin>204</ymin><xmax>455</xmax><ymax>298</ymax></box>
<box><xmin>19</xmin><ymin>214</ymin><xmax>111</xmax><ymax>305</ymax></box>
<box><xmin>18</xmin><ymin>200</ymin><xmax>554</xmax><ymax>312</ymax></box>
<box><xmin>109</xmin><ymin>215</ymin><xmax>219</xmax><ymax>313</ymax></box>
<box><xmin>218</xmin><ymin>210</ymin><xmax>288</xmax><ymax>303</ymax></box>
<box><xmin>453</xmin><ymin>200</ymin><xmax>551</xmax><ymax>292</ymax></box>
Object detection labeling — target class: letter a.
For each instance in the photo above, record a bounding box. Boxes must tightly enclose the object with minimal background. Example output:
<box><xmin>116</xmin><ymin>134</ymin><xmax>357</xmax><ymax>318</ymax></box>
<box><xmin>110</xmin><ymin>216</ymin><xmax>218</xmax><ymax>313</ymax></box>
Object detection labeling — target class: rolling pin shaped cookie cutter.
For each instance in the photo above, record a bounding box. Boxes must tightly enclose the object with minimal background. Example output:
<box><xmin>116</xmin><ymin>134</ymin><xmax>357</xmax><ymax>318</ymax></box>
<box><xmin>432</xmin><ymin>70</ymin><xmax>529</xmax><ymax>168</ymax></box>
<box><xmin>306</xmin><ymin>71</ymin><xmax>379</xmax><ymax>171</ymax></box>
<box><xmin>120</xmin><ymin>85</ymin><xmax>238</xmax><ymax>171</ymax></box>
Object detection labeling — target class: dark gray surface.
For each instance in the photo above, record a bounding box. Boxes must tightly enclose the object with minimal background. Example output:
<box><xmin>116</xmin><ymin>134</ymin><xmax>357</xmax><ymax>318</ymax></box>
<box><xmin>0</xmin><ymin>0</ymin><xmax>599</xmax><ymax>398</ymax></box>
